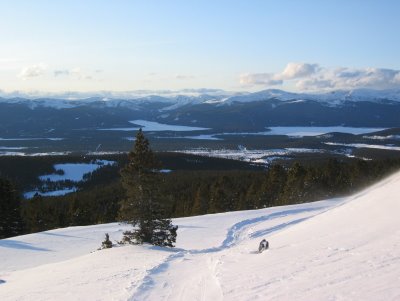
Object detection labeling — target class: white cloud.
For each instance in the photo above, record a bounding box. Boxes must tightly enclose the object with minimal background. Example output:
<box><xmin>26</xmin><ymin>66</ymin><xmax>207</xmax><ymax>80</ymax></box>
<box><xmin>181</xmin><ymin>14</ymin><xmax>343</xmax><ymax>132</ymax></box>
<box><xmin>280</xmin><ymin>62</ymin><xmax>319</xmax><ymax>80</ymax></box>
<box><xmin>241</xmin><ymin>63</ymin><xmax>400</xmax><ymax>91</ymax></box>
<box><xmin>296</xmin><ymin>78</ymin><xmax>334</xmax><ymax>90</ymax></box>
<box><xmin>239</xmin><ymin>73</ymin><xmax>282</xmax><ymax>86</ymax></box>
<box><xmin>18</xmin><ymin>63</ymin><xmax>47</xmax><ymax>79</ymax></box>
<box><xmin>240</xmin><ymin>62</ymin><xmax>318</xmax><ymax>87</ymax></box>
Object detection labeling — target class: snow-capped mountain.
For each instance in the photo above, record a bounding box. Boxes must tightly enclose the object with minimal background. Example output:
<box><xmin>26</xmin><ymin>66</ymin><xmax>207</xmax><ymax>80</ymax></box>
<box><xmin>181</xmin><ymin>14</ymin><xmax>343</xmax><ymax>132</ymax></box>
<box><xmin>1</xmin><ymin>170</ymin><xmax>399</xmax><ymax>300</ymax></box>
<box><xmin>1</xmin><ymin>88</ymin><xmax>400</xmax><ymax>137</ymax></box>
<box><xmin>2</xmin><ymin>88</ymin><xmax>400</xmax><ymax>110</ymax></box>
<box><xmin>219</xmin><ymin>88</ymin><xmax>400</xmax><ymax>105</ymax></box>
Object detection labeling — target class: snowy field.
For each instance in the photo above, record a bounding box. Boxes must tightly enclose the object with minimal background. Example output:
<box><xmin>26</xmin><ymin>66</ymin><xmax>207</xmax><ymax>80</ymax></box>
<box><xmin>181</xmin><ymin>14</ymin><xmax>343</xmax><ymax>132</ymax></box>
<box><xmin>325</xmin><ymin>142</ymin><xmax>400</xmax><ymax>151</ymax></box>
<box><xmin>1</xmin><ymin>170</ymin><xmax>400</xmax><ymax>300</ymax></box>
<box><xmin>180</xmin><ymin>148</ymin><xmax>327</xmax><ymax>164</ymax></box>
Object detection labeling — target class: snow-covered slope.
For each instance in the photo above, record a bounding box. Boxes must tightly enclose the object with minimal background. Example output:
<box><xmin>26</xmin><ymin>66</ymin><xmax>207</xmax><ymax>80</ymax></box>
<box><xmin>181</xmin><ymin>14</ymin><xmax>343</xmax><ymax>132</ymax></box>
<box><xmin>220</xmin><ymin>88</ymin><xmax>400</xmax><ymax>105</ymax></box>
<box><xmin>1</xmin><ymin>171</ymin><xmax>400</xmax><ymax>300</ymax></box>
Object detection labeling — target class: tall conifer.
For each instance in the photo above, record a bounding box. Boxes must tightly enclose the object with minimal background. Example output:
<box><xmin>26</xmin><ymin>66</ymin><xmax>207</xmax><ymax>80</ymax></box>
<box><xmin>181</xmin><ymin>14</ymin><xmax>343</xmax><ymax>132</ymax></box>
<box><xmin>0</xmin><ymin>177</ymin><xmax>23</xmax><ymax>238</ymax></box>
<box><xmin>119</xmin><ymin>129</ymin><xmax>177</xmax><ymax>247</ymax></box>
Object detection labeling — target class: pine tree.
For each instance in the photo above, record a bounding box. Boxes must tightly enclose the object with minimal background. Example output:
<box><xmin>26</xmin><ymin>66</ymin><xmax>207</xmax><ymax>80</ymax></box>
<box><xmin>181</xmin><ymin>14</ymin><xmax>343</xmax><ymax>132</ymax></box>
<box><xmin>119</xmin><ymin>129</ymin><xmax>178</xmax><ymax>247</ymax></box>
<box><xmin>0</xmin><ymin>177</ymin><xmax>24</xmax><ymax>238</ymax></box>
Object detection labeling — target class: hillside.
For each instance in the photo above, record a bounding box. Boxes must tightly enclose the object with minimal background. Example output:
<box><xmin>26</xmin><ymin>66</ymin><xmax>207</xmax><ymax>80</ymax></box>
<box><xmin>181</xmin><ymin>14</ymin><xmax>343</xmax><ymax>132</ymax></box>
<box><xmin>1</xmin><ymin>170</ymin><xmax>400</xmax><ymax>300</ymax></box>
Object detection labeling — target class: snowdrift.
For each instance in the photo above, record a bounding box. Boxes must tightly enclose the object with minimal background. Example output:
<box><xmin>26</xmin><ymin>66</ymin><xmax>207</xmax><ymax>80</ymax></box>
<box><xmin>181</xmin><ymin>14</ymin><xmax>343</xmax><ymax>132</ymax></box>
<box><xmin>1</xmin><ymin>171</ymin><xmax>400</xmax><ymax>300</ymax></box>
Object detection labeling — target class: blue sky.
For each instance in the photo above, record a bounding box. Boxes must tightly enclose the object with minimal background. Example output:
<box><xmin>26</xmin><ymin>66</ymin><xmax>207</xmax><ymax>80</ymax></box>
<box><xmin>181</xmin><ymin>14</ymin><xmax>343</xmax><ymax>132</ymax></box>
<box><xmin>1</xmin><ymin>0</ymin><xmax>400</xmax><ymax>95</ymax></box>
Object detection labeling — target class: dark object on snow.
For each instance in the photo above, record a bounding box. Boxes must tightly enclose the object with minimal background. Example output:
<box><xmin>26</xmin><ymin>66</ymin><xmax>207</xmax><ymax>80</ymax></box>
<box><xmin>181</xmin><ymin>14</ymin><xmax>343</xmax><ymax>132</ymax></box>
<box><xmin>101</xmin><ymin>233</ymin><xmax>113</xmax><ymax>249</ymax></box>
<box><xmin>258</xmin><ymin>239</ymin><xmax>269</xmax><ymax>253</ymax></box>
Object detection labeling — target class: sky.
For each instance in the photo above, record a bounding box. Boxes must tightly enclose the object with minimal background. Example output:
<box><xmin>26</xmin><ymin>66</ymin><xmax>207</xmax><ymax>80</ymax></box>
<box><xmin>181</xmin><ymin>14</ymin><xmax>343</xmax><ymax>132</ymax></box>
<box><xmin>1</xmin><ymin>0</ymin><xmax>400</xmax><ymax>96</ymax></box>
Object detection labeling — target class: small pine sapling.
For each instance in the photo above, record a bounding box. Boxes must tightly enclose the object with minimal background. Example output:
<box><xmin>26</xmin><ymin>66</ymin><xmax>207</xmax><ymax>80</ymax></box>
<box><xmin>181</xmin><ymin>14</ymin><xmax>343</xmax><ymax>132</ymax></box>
<box><xmin>101</xmin><ymin>233</ymin><xmax>113</xmax><ymax>249</ymax></box>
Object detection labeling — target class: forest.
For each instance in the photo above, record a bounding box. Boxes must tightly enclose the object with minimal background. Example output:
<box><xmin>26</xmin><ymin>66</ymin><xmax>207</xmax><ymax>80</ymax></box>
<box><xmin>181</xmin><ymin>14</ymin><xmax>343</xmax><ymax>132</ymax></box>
<box><xmin>1</xmin><ymin>151</ymin><xmax>400</xmax><ymax>238</ymax></box>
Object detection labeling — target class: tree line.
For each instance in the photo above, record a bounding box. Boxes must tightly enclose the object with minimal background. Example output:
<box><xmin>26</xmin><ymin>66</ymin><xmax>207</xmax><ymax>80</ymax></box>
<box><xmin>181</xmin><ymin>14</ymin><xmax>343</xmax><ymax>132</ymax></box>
<box><xmin>2</xmin><ymin>156</ymin><xmax>399</xmax><ymax>240</ymax></box>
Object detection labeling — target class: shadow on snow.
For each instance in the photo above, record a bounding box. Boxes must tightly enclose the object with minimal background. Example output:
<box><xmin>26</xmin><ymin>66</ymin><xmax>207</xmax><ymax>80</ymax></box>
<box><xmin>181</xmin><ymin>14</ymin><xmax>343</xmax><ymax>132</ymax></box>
<box><xmin>0</xmin><ymin>239</ymin><xmax>51</xmax><ymax>251</ymax></box>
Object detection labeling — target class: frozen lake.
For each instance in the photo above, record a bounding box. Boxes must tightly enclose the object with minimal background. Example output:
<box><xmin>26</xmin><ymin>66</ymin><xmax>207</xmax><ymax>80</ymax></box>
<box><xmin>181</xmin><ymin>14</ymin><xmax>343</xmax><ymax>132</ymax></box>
<box><xmin>39</xmin><ymin>160</ymin><xmax>114</xmax><ymax>182</ymax></box>
<box><xmin>263</xmin><ymin>126</ymin><xmax>386</xmax><ymax>137</ymax></box>
<box><xmin>0</xmin><ymin>137</ymin><xmax>63</xmax><ymax>141</ymax></box>
<box><xmin>99</xmin><ymin>120</ymin><xmax>209</xmax><ymax>132</ymax></box>
<box><xmin>167</xmin><ymin>126</ymin><xmax>386</xmax><ymax>140</ymax></box>
<box><xmin>24</xmin><ymin>160</ymin><xmax>115</xmax><ymax>198</ymax></box>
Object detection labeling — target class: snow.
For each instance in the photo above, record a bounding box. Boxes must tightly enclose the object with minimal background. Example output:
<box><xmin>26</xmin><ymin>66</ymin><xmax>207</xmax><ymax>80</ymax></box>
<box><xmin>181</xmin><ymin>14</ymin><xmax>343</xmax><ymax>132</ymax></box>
<box><xmin>99</xmin><ymin>120</ymin><xmax>209</xmax><ymax>132</ymax></box>
<box><xmin>0</xmin><ymin>137</ymin><xmax>63</xmax><ymax>141</ymax></box>
<box><xmin>180</xmin><ymin>148</ymin><xmax>326</xmax><ymax>164</ymax></box>
<box><xmin>170</xmin><ymin>127</ymin><xmax>387</xmax><ymax>140</ymax></box>
<box><xmin>159</xmin><ymin>134</ymin><xmax>222</xmax><ymax>140</ymax></box>
<box><xmin>1</xmin><ymin>170</ymin><xmax>400</xmax><ymax>300</ymax></box>
<box><xmin>221</xmin><ymin>88</ymin><xmax>400</xmax><ymax>105</ymax></box>
<box><xmin>124</xmin><ymin>137</ymin><xmax>136</xmax><ymax>141</ymax></box>
<box><xmin>2</xmin><ymin>88</ymin><xmax>400</xmax><ymax>111</ymax></box>
<box><xmin>0</xmin><ymin>147</ymin><xmax>29</xmax><ymax>150</ymax></box>
<box><xmin>264</xmin><ymin>126</ymin><xmax>386</xmax><ymax>137</ymax></box>
<box><xmin>23</xmin><ymin>188</ymin><xmax>77</xmax><ymax>199</ymax></box>
<box><xmin>326</xmin><ymin>142</ymin><xmax>400</xmax><ymax>151</ymax></box>
<box><xmin>39</xmin><ymin>160</ymin><xmax>115</xmax><ymax>182</ymax></box>
<box><xmin>0</xmin><ymin>151</ymin><xmax>71</xmax><ymax>157</ymax></box>
<box><xmin>363</xmin><ymin>135</ymin><xmax>400</xmax><ymax>140</ymax></box>
<box><xmin>86</xmin><ymin>151</ymin><xmax>125</xmax><ymax>155</ymax></box>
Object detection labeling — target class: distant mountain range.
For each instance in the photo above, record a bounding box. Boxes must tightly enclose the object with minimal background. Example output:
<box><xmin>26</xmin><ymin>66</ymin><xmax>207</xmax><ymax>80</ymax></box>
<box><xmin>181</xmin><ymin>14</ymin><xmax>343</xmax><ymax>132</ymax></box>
<box><xmin>1</xmin><ymin>88</ymin><xmax>400</xmax><ymax>135</ymax></box>
<box><xmin>2</xmin><ymin>88</ymin><xmax>400</xmax><ymax>109</ymax></box>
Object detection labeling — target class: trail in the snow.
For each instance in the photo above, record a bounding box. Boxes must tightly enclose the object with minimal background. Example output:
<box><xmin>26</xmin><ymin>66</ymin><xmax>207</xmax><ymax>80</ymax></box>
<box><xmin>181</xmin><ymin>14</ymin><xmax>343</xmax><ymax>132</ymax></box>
<box><xmin>130</xmin><ymin>202</ymin><xmax>339</xmax><ymax>300</ymax></box>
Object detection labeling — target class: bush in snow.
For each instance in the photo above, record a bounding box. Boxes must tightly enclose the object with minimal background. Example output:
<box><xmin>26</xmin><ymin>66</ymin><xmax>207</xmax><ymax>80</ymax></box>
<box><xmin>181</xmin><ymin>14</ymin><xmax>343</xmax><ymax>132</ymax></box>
<box><xmin>100</xmin><ymin>233</ymin><xmax>113</xmax><ymax>249</ymax></box>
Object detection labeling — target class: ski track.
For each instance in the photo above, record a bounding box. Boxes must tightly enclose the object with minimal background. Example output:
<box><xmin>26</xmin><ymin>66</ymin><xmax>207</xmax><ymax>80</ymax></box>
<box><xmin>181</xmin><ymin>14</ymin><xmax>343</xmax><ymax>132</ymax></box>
<box><xmin>130</xmin><ymin>203</ymin><xmax>339</xmax><ymax>300</ymax></box>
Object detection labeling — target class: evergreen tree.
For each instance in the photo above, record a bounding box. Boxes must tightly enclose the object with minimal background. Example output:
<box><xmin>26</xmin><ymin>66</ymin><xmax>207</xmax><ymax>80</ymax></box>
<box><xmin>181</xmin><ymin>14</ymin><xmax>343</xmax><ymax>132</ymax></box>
<box><xmin>0</xmin><ymin>177</ymin><xmax>24</xmax><ymax>238</ymax></box>
<box><xmin>119</xmin><ymin>129</ymin><xmax>178</xmax><ymax>247</ymax></box>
